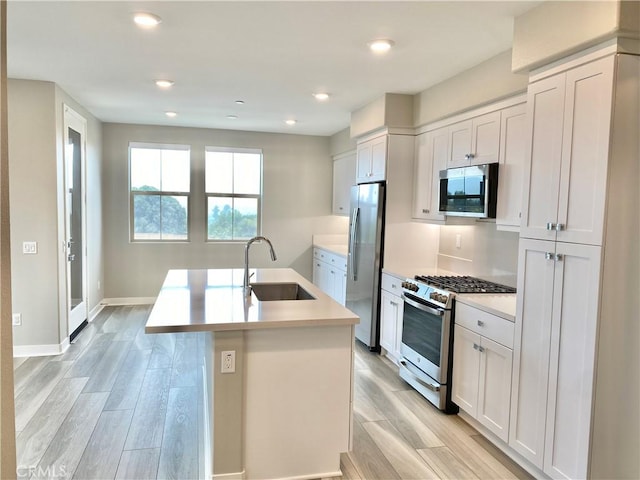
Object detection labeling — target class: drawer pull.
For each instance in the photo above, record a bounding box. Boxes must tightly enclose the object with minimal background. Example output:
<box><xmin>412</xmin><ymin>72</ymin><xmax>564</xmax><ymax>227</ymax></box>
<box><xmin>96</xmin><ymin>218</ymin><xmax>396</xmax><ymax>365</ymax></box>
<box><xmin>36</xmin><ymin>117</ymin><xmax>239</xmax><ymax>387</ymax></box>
<box><xmin>477</xmin><ymin>320</ymin><xmax>484</xmax><ymax>327</ymax></box>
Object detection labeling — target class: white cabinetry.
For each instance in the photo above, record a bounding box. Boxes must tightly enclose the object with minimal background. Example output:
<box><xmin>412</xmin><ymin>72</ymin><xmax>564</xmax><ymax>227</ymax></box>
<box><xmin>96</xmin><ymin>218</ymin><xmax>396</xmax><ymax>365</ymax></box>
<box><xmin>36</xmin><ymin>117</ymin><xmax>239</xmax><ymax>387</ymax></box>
<box><xmin>496</xmin><ymin>103</ymin><xmax>527</xmax><ymax>231</ymax></box>
<box><xmin>412</xmin><ymin>127</ymin><xmax>448</xmax><ymax>222</ymax></box>
<box><xmin>448</xmin><ymin>111</ymin><xmax>501</xmax><ymax>168</ymax></box>
<box><xmin>379</xmin><ymin>273</ymin><xmax>404</xmax><ymax>363</ymax></box>
<box><xmin>356</xmin><ymin>134</ymin><xmax>387</xmax><ymax>183</ymax></box>
<box><xmin>312</xmin><ymin>248</ymin><xmax>347</xmax><ymax>305</ymax></box>
<box><xmin>520</xmin><ymin>56</ymin><xmax>614</xmax><ymax>245</ymax></box>
<box><xmin>510</xmin><ymin>50</ymin><xmax>638</xmax><ymax>480</ymax></box>
<box><xmin>332</xmin><ymin>151</ymin><xmax>356</xmax><ymax>216</ymax></box>
<box><xmin>510</xmin><ymin>239</ymin><xmax>601</xmax><ymax>478</ymax></box>
<box><xmin>453</xmin><ymin>302</ymin><xmax>514</xmax><ymax>442</ymax></box>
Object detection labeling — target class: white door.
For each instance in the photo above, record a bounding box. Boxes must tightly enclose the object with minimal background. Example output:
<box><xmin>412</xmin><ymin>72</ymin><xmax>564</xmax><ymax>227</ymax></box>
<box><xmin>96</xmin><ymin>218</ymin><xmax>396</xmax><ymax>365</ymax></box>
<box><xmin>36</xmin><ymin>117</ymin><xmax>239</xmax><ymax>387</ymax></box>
<box><xmin>63</xmin><ymin>105</ymin><xmax>88</xmax><ymax>337</ymax></box>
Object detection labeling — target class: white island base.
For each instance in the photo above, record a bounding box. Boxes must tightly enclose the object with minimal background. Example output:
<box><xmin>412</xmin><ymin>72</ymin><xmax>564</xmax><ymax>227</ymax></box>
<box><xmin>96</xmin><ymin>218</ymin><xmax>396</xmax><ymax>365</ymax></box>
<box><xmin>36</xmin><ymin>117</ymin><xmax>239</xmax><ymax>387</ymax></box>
<box><xmin>146</xmin><ymin>268</ymin><xmax>358</xmax><ymax>480</ymax></box>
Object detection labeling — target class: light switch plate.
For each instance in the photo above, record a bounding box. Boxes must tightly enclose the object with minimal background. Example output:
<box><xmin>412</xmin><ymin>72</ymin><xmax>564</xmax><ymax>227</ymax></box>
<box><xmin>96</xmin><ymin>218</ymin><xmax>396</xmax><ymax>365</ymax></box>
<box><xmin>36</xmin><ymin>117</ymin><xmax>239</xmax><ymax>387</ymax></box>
<box><xmin>23</xmin><ymin>241</ymin><xmax>37</xmax><ymax>254</ymax></box>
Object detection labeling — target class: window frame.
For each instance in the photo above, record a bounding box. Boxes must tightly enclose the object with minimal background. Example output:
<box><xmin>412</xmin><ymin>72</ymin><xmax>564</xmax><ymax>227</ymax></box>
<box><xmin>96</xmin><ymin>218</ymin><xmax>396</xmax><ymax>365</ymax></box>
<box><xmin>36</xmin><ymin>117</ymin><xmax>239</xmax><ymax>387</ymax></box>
<box><xmin>129</xmin><ymin>142</ymin><xmax>192</xmax><ymax>243</ymax></box>
<box><xmin>205</xmin><ymin>146</ymin><xmax>263</xmax><ymax>243</ymax></box>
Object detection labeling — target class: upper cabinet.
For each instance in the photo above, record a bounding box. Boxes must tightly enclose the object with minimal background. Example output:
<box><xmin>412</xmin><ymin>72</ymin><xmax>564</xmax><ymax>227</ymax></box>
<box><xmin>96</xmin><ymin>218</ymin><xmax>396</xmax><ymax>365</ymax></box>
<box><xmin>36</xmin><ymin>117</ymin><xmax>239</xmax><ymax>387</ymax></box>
<box><xmin>412</xmin><ymin>127</ymin><xmax>448</xmax><ymax>222</ymax></box>
<box><xmin>496</xmin><ymin>103</ymin><xmax>527</xmax><ymax>231</ymax></box>
<box><xmin>332</xmin><ymin>151</ymin><xmax>356</xmax><ymax>216</ymax></box>
<box><xmin>356</xmin><ymin>134</ymin><xmax>387</xmax><ymax>183</ymax></box>
<box><xmin>412</xmin><ymin>97</ymin><xmax>525</xmax><ymax>225</ymax></box>
<box><xmin>520</xmin><ymin>56</ymin><xmax>614</xmax><ymax>246</ymax></box>
<box><xmin>448</xmin><ymin>111</ymin><xmax>501</xmax><ymax>168</ymax></box>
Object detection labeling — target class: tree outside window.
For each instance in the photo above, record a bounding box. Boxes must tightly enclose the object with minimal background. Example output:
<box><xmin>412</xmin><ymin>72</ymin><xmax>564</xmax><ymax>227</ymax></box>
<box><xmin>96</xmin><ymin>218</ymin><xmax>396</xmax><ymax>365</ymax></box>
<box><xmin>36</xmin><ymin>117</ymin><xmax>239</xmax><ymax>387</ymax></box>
<box><xmin>205</xmin><ymin>148</ymin><xmax>262</xmax><ymax>241</ymax></box>
<box><xmin>129</xmin><ymin>144</ymin><xmax>190</xmax><ymax>241</ymax></box>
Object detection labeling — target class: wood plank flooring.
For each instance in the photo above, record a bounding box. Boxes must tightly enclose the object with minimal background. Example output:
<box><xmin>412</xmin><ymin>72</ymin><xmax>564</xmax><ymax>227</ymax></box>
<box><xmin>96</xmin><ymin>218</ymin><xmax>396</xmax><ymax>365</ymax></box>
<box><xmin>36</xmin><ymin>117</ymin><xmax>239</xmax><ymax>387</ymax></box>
<box><xmin>14</xmin><ymin>305</ymin><xmax>533</xmax><ymax>480</ymax></box>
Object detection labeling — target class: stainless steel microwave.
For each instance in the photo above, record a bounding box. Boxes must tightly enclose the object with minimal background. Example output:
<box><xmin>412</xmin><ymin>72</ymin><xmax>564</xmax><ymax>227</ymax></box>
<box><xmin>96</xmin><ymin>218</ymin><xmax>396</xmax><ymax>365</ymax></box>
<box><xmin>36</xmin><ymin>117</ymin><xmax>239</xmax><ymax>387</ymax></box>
<box><xmin>438</xmin><ymin>163</ymin><xmax>499</xmax><ymax>218</ymax></box>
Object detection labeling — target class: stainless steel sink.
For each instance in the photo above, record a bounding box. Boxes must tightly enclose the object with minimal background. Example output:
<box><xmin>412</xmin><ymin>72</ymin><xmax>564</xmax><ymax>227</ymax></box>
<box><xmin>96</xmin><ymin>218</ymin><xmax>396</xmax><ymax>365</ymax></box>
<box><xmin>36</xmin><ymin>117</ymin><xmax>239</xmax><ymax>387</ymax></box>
<box><xmin>250</xmin><ymin>282</ymin><xmax>316</xmax><ymax>301</ymax></box>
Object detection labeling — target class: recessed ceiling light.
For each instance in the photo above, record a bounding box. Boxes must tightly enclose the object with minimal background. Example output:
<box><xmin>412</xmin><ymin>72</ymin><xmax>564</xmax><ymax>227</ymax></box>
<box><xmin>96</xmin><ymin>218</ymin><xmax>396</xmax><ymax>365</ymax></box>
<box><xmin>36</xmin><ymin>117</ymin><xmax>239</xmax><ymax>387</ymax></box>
<box><xmin>155</xmin><ymin>80</ymin><xmax>174</xmax><ymax>89</ymax></box>
<box><xmin>227</xmin><ymin>115</ymin><xmax>238</xmax><ymax>120</ymax></box>
<box><xmin>165</xmin><ymin>111</ymin><xmax>177</xmax><ymax>118</ymax></box>
<box><xmin>313</xmin><ymin>93</ymin><xmax>330</xmax><ymax>101</ymax></box>
<box><xmin>368</xmin><ymin>39</ymin><xmax>395</xmax><ymax>53</ymax></box>
<box><xmin>235</xmin><ymin>100</ymin><xmax>245</xmax><ymax>105</ymax></box>
<box><xmin>285</xmin><ymin>119</ymin><xmax>297</xmax><ymax>126</ymax></box>
<box><xmin>134</xmin><ymin>12</ymin><xmax>162</xmax><ymax>27</ymax></box>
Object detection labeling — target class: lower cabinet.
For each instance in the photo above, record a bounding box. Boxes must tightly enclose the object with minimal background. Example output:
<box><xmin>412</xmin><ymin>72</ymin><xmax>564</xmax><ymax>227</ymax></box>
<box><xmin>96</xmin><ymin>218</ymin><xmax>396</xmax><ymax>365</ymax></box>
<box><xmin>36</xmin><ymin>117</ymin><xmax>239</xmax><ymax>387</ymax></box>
<box><xmin>452</xmin><ymin>303</ymin><xmax>514</xmax><ymax>442</ymax></box>
<box><xmin>312</xmin><ymin>248</ymin><xmax>347</xmax><ymax>306</ymax></box>
<box><xmin>379</xmin><ymin>273</ymin><xmax>404</xmax><ymax>363</ymax></box>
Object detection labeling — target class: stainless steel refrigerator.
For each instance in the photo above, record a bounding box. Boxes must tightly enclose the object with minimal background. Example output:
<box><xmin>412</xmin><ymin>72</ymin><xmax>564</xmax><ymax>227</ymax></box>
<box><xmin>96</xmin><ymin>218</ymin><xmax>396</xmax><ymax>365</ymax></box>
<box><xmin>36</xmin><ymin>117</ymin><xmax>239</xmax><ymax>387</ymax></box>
<box><xmin>346</xmin><ymin>182</ymin><xmax>385</xmax><ymax>350</ymax></box>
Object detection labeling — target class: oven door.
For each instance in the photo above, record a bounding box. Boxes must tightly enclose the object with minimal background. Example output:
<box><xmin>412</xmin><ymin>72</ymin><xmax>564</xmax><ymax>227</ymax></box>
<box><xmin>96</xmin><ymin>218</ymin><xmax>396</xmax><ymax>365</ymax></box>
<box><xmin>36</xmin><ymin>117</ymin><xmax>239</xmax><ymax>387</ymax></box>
<box><xmin>400</xmin><ymin>293</ymin><xmax>451</xmax><ymax>384</ymax></box>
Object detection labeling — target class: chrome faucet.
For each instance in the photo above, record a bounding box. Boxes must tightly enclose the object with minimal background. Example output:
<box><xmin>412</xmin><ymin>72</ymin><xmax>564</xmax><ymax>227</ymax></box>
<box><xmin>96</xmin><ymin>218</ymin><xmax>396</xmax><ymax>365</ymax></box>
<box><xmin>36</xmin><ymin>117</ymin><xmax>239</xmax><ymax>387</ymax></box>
<box><xmin>244</xmin><ymin>236</ymin><xmax>277</xmax><ymax>297</ymax></box>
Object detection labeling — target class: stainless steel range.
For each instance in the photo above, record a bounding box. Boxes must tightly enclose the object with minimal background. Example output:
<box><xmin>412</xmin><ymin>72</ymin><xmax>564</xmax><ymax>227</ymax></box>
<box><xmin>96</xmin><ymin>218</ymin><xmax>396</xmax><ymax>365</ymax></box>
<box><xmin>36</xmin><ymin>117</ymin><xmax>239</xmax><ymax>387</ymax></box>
<box><xmin>399</xmin><ymin>275</ymin><xmax>516</xmax><ymax>413</ymax></box>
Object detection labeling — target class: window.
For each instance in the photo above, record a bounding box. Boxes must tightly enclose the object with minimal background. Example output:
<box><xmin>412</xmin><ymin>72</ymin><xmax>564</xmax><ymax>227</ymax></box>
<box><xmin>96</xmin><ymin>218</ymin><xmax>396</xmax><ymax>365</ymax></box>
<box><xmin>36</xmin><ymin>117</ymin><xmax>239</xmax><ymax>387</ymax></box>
<box><xmin>205</xmin><ymin>147</ymin><xmax>262</xmax><ymax>241</ymax></box>
<box><xmin>129</xmin><ymin>143</ymin><xmax>190</xmax><ymax>241</ymax></box>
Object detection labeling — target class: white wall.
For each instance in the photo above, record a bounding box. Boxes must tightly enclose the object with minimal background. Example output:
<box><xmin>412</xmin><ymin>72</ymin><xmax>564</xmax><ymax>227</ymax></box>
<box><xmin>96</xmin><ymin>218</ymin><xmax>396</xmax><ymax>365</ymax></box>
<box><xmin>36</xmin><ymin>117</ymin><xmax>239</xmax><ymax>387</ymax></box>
<box><xmin>102</xmin><ymin>123</ymin><xmax>345</xmax><ymax>299</ymax></box>
<box><xmin>8</xmin><ymin>79</ymin><xmax>103</xmax><ymax>349</ymax></box>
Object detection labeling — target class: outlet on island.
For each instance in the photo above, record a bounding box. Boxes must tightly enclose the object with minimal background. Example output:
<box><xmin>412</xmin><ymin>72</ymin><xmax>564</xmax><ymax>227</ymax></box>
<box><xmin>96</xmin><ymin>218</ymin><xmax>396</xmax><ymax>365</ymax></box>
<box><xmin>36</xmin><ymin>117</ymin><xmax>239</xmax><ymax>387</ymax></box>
<box><xmin>221</xmin><ymin>350</ymin><xmax>236</xmax><ymax>374</ymax></box>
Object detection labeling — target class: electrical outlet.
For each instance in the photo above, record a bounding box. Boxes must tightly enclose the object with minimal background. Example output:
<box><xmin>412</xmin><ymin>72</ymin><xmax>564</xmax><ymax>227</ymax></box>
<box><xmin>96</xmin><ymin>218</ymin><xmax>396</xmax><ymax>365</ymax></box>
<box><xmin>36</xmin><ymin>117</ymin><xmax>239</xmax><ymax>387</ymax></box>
<box><xmin>12</xmin><ymin>313</ymin><xmax>21</xmax><ymax>326</ymax></box>
<box><xmin>221</xmin><ymin>350</ymin><xmax>235</xmax><ymax>374</ymax></box>
<box><xmin>22</xmin><ymin>241</ymin><xmax>37</xmax><ymax>254</ymax></box>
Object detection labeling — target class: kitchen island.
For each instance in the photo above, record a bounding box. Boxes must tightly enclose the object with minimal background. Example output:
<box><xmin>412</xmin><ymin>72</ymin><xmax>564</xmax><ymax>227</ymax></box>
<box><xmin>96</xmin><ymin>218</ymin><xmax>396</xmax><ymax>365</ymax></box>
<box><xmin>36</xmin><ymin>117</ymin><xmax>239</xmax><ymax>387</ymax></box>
<box><xmin>145</xmin><ymin>268</ymin><xmax>359</xmax><ymax>480</ymax></box>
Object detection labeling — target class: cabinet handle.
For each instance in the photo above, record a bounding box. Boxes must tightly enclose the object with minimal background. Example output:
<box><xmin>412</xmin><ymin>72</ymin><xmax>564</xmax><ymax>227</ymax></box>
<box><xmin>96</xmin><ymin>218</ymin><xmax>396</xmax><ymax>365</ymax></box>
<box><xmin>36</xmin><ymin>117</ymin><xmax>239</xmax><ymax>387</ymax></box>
<box><xmin>422</xmin><ymin>208</ymin><xmax>430</xmax><ymax>214</ymax></box>
<box><xmin>546</xmin><ymin>222</ymin><xmax>564</xmax><ymax>231</ymax></box>
<box><xmin>477</xmin><ymin>320</ymin><xmax>484</xmax><ymax>327</ymax></box>
<box><xmin>391</xmin><ymin>284</ymin><xmax>397</xmax><ymax>289</ymax></box>
<box><xmin>464</xmin><ymin>153</ymin><xmax>475</xmax><ymax>161</ymax></box>
<box><xmin>545</xmin><ymin>252</ymin><xmax>563</xmax><ymax>262</ymax></box>
<box><xmin>478</xmin><ymin>345</ymin><xmax>485</xmax><ymax>353</ymax></box>
<box><xmin>546</xmin><ymin>222</ymin><xmax>556</xmax><ymax>231</ymax></box>
<box><xmin>330</xmin><ymin>270</ymin><xmax>335</xmax><ymax>274</ymax></box>
<box><xmin>473</xmin><ymin>343</ymin><xmax>479</xmax><ymax>350</ymax></box>
<box><xmin>555</xmin><ymin>223</ymin><xmax>565</xmax><ymax>231</ymax></box>
<box><xmin>390</xmin><ymin>301</ymin><xmax>398</xmax><ymax>307</ymax></box>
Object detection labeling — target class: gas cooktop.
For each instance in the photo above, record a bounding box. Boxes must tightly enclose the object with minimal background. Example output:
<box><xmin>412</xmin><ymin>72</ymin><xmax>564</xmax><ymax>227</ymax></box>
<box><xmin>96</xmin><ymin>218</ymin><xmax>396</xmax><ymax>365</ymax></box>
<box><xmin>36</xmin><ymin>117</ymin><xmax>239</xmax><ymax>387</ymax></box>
<box><xmin>414</xmin><ymin>275</ymin><xmax>516</xmax><ymax>294</ymax></box>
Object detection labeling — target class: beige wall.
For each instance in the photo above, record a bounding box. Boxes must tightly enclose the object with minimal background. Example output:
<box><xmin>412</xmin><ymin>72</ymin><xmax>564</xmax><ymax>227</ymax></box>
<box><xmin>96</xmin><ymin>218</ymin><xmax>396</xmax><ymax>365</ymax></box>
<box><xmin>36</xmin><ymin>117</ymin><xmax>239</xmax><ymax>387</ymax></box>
<box><xmin>413</xmin><ymin>50</ymin><xmax>528</xmax><ymax>128</ymax></box>
<box><xmin>329</xmin><ymin>128</ymin><xmax>356</xmax><ymax>157</ymax></box>
<box><xmin>102</xmin><ymin>123</ymin><xmax>345</xmax><ymax>298</ymax></box>
<box><xmin>8</xmin><ymin>79</ymin><xmax>103</xmax><ymax>348</ymax></box>
<box><xmin>512</xmin><ymin>0</ymin><xmax>640</xmax><ymax>73</ymax></box>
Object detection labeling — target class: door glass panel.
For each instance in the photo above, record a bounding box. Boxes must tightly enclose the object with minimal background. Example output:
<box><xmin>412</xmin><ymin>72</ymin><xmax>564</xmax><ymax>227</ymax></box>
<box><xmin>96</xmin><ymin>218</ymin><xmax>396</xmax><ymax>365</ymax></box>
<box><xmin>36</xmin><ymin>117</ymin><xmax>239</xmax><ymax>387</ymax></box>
<box><xmin>401</xmin><ymin>301</ymin><xmax>443</xmax><ymax>367</ymax></box>
<box><xmin>68</xmin><ymin>127</ymin><xmax>83</xmax><ymax>309</ymax></box>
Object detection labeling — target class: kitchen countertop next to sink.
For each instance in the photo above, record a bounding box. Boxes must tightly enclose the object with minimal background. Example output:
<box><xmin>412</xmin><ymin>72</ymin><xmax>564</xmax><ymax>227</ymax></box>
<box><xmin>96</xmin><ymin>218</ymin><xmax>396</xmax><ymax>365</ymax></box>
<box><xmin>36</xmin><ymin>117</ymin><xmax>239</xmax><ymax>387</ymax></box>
<box><xmin>145</xmin><ymin>268</ymin><xmax>359</xmax><ymax>334</ymax></box>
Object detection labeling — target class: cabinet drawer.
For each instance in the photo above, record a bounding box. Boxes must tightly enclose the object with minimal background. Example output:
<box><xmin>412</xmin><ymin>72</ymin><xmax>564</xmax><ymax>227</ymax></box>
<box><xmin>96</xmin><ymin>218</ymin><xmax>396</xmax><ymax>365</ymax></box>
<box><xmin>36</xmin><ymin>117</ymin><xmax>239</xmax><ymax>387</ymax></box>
<box><xmin>313</xmin><ymin>248</ymin><xmax>346</xmax><ymax>271</ymax></box>
<box><xmin>455</xmin><ymin>302</ymin><xmax>514</xmax><ymax>348</ymax></box>
<box><xmin>381</xmin><ymin>273</ymin><xmax>403</xmax><ymax>294</ymax></box>
<box><xmin>327</xmin><ymin>252</ymin><xmax>347</xmax><ymax>271</ymax></box>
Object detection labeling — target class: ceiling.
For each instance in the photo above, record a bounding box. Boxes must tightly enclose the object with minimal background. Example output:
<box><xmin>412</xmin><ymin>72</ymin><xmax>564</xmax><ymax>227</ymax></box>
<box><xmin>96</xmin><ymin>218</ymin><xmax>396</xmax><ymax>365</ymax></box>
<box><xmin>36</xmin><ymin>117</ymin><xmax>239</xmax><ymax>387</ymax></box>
<box><xmin>7</xmin><ymin>1</ymin><xmax>539</xmax><ymax>137</ymax></box>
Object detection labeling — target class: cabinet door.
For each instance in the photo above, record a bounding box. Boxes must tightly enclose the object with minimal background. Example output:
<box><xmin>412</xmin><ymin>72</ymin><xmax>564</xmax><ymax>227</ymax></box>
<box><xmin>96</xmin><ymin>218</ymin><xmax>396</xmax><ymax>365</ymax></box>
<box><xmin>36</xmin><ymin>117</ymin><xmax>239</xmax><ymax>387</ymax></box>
<box><xmin>556</xmin><ymin>56</ymin><xmax>614</xmax><ymax>246</ymax></box>
<box><xmin>496</xmin><ymin>103</ymin><xmax>527</xmax><ymax>231</ymax></box>
<box><xmin>380</xmin><ymin>290</ymin><xmax>400</xmax><ymax>357</ymax></box>
<box><xmin>452</xmin><ymin>325</ymin><xmax>480</xmax><ymax>417</ymax></box>
<box><xmin>470</xmin><ymin>111</ymin><xmax>501</xmax><ymax>165</ymax></box>
<box><xmin>412</xmin><ymin>128</ymin><xmax>448</xmax><ymax>221</ymax></box>
<box><xmin>449</xmin><ymin>120</ymin><xmax>472</xmax><ymax>168</ymax></box>
<box><xmin>520</xmin><ymin>74</ymin><xmax>566</xmax><ymax>241</ymax></box>
<box><xmin>332</xmin><ymin>152</ymin><xmax>356</xmax><ymax>215</ymax></box>
<box><xmin>356</xmin><ymin>140</ymin><xmax>372</xmax><ymax>183</ymax></box>
<box><xmin>478</xmin><ymin>336</ymin><xmax>513</xmax><ymax>443</ymax></box>
<box><xmin>509</xmin><ymin>238</ymin><xmax>556</xmax><ymax>468</ymax></box>
<box><xmin>312</xmin><ymin>260</ymin><xmax>331</xmax><ymax>295</ymax></box>
<box><xmin>543</xmin><ymin>243</ymin><xmax>601</xmax><ymax>480</ymax></box>
<box><xmin>369</xmin><ymin>135</ymin><xmax>387</xmax><ymax>182</ymax></box>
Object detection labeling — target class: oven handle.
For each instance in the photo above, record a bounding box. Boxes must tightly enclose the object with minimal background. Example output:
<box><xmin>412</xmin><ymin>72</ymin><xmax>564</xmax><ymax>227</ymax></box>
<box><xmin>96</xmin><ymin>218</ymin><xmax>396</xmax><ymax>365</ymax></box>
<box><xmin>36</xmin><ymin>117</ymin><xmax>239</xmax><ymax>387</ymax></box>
<box><xmin>400</xmin><ymin>360</ymin><xmax>441</xmax><ymax>392</ymax></box>
<box><xmin>401</xmin><ymin>294</ymin><xmax>445</xmax><ymax>317</ymax></box>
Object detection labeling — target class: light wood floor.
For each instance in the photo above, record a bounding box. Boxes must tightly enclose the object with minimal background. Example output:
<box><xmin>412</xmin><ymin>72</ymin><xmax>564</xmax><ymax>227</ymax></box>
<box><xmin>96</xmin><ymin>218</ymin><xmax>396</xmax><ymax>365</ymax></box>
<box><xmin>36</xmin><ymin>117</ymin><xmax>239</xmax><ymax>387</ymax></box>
<box><xmin>14</xmin><ymin>306</ymin><xmax>533</xmax><ymax>480</ymax></box>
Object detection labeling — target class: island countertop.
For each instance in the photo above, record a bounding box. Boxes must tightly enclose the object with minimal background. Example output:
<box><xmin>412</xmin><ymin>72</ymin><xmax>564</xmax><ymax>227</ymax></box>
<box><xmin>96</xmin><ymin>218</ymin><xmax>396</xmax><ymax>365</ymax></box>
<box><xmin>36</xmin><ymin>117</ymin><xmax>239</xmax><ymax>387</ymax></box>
<box><xmin>145</xmin><ymin>268</ymin><xmax>359</xmax><ymax>334</ymax></box>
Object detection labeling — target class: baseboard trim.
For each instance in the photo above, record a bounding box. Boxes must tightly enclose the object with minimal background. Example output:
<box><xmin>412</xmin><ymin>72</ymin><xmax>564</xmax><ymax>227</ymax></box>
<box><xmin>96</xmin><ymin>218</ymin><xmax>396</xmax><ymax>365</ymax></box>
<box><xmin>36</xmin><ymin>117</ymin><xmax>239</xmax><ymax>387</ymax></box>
<box><xmin>14</xmin><ymin>338</ymin><xmax>70</xmax><ymax>358</ymax></box>
<box><xmin>212</xmin><ymin>471</ymin><xmax>245</xmax><ymax>480</ymax></box>
<box><xmin>88</xmin><ymin>302</ymin><xmax>105</xmax><ymax>322</ymax></box>
<box><xmin>101</xmin><ymin>297</ymin><xmax>156</xmax><ymax>306</ymax></box>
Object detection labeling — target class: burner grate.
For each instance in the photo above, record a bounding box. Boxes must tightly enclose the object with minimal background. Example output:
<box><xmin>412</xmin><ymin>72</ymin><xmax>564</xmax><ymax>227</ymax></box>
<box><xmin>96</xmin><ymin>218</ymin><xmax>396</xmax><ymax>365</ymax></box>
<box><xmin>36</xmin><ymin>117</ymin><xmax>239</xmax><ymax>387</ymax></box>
<box><xmin>414</xmin><ymin>275</ymin><xmax>516</xmax><ymax>294</ymax></box>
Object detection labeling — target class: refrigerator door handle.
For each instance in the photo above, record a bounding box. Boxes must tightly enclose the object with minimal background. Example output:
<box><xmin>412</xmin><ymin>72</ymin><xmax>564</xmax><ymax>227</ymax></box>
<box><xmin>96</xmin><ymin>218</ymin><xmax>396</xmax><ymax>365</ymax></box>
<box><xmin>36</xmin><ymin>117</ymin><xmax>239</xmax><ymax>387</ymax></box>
<box><xmin>349</xmin><ymin>207</ymin><xmax>359</xmax><ymax>281</ymax></box>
